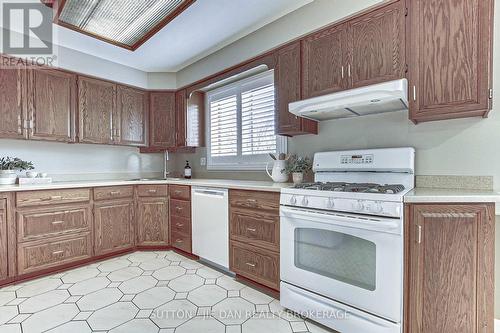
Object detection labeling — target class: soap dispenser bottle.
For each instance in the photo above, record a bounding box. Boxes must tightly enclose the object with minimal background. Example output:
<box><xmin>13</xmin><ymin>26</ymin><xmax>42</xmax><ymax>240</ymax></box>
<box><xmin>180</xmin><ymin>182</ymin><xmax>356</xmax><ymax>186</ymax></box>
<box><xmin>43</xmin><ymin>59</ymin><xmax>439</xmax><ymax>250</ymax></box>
<box><xmin>184</xmin><ymin>161</ymin><xmax>192</xmax><ymax>179</ymax></box>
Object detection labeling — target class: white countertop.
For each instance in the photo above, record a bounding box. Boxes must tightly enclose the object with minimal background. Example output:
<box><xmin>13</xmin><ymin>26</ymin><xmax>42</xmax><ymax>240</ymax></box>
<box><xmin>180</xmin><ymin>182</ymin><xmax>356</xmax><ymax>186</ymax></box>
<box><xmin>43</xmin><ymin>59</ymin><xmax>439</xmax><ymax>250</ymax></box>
<box><xmin>404</xmin><ymin>188</ymin><xmax>500</xmax><ymax>203</ymax></box>
<box><xmin>0</xmin><ymin>178</ymin><xmax>290</xmax><ymax>193</ymax></box>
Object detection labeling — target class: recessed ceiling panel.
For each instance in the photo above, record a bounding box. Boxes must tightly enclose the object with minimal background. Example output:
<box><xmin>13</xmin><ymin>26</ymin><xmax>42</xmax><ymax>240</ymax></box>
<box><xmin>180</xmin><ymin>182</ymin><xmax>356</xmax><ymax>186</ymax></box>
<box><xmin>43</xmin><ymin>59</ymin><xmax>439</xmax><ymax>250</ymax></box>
<box><xmin>57</xmin><ymin>0</ymin><xmax>194</xmax><ymax>50</ymax></box>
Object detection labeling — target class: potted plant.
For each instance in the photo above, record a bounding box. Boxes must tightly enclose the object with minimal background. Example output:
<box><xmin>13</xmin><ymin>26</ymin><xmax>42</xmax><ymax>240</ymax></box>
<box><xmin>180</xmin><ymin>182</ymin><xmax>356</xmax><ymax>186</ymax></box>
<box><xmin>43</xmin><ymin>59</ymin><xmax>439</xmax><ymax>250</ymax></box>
<box><xmin>284</xmin><ymin>155</ymin><xmax>312</xmax><ymax>184</ymax></box>
<box><xmin>0</xmin><ymin>157</ymin><xmax>34</xmax><ymax>185</ymax></box>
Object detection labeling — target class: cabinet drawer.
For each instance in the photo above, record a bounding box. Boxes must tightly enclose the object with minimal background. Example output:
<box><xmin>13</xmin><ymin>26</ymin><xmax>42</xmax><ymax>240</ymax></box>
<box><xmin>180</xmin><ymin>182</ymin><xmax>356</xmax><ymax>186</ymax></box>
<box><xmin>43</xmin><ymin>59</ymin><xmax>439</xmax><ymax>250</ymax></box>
<box><xmin>169</xmin><ymin>185</ymin><xmax>190</xmax><ymax>200</ymax></box>
<box><xmin>171</xmin><ymin>230</ymin><xmax>191</xmax><ymax>253</ymax></box>
<box><xmin>230</xmin><ymin>190</ymin><xmax>279</xmax><ymax>212</ymax></box>
<box><xmin>230</xmin><ymin>210</ymin><xmax>279</xmax><ymax>252</ymax></box>
<box><xmin>137</xmin><ymin>185</ymin><xmax>168</xmax><ymax>197</ymax></box>
<box><xmin>16</xmin><ymin>189</ymin><xmax>90</xmax><ymax>208</ymax></box>
<box><xmin>170</xmin><ymin>215</ymin><xmax>191</xmax><ymax>235</ymax></box>
<box><xmin>17</xmin><ymin>205</ymin><xmax>91</xmax><ymax>242</ymax></box>
<box><xmin>18</xmin><ymin>233</ymin><xmax>93</xmax><ymax>275</ymax></box>
<box><xmin>170</xmin><ymin>199</ymin><xmax>191</xmax><ymax>218</ymax></box>
<box><xmin>94</xmin><ymin>186</ymin><xmax>134</xmax><ymax>201</ymax></box>
<box><xmin>230</xmin><ymin>241</ymin><xmax>279</xmax><ymax>290</ymax></box>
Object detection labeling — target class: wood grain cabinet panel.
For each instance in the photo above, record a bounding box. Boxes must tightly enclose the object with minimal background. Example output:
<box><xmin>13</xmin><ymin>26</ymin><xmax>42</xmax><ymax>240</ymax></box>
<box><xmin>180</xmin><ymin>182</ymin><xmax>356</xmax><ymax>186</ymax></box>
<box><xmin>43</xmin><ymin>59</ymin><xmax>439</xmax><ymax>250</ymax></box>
<box><xmin>28</xmin><ymin>68</ymin><xmax>77</xmax><ymax>142</ymax></box>
<box><xmin>229</xmin><ymin>190</ymin><xmax>279</xmax><ymax>212</ymax></box>
<box><xmin>175</xmin><ymin>89</ymin><xmax>187</xmax><ymax>147</ymax></box>
<box><xmin>137</xmin><ymin>185</ymin><xmax>168</xmax><ymax>197</ymax></box>
<box><xmin>0</xmin><ymin>199</ymin><xmax>7</xmax><ymax>280</ymax></box>
<box><xmin>149</xmin><ymin>92</ymin><xmax>176</xmax><ymax>148</ymax></box>
<box><xmin>170</xmin><ymin>230</ymin><xmax>191</xmax><ymax>253</ymax></box>
<box><xmin>169</xmin><ymin>185</ymin><xmax>190</xmax><ymax>201</ymax></box>
<box><xmin>408</xmin><ymin>0</ymin><xmax>494</xmax><ymax>123</ymax></box>
<box><xmin>302</xmin><ymin>24</ymin><xmax>348</xmax><ymax>99</ymax></box>
<box><xmin>230</xmin><ymin>209</ymin><xmax>279</xmax><ymax>252</ymax></box>
<box><xmin>16</xmin><ymin>189</ymin><xmax>91</xmax><ymax>208</ymax></box>
<box><xmin>78</xmin><ymin>76</ymin><xmax>116</xmax><ymax>144</ymax></box>
<box><xmin>93</xmin><ymin>186</ymin><xmax>134</xmax><ymax>201</ymax></box>
<box><xmin>275</xmin><ymin>42</ymin><xmax>317</xmax><ymax>136</ymax></box>
<box><xmin>94</xmin><ymin>199</ymin><xmax>134</xmax><ymax>256</ymax></box>
<box><xmin>17</xmin><ymin>232</ymin><xmax>92</xmax><ymax>275</ymax></box>
<box><xmin>137</xmin><ymin>197</ymin><xmax>169</xmax><ymax>246</ymax></box>
<box><xmin>0</xmin><ymin>57</ymin><xmax>27</xmax><ymax>139</ymax></box>
<box><xmin>406</xmin><ymin>204</ymin><xmax>494</xmax><ymax>333</ymax></box>
<box><xmin>347</xmin><ymin>1</ymin><xmax>406</xmax><ymax>88</ymax></box>
<box><xmin>170</xmin><ymin>199</ymin><xmax>191</xmax><ymax>219</ymax></box>
<box><xmin>17</xmin><ymin>205</ymin><xmax>91</xmax><ymax>242</ymax></box>
<box><xmin>116</xmin><ymin>85</ymin><xmax>148</xmax><ymax>147</ymax></box>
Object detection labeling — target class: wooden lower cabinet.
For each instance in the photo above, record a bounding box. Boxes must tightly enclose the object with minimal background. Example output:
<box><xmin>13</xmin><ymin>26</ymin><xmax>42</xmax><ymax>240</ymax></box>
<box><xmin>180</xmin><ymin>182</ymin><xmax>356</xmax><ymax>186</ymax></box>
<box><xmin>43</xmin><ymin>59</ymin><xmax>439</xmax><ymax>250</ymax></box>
<box><xmin>137</xmin><ymin>197</ymin><xmax>169</xmax><ymax>246</ymax></box>
<box><xmin>406</xmin><ymin>203</ymin><xmax>495</xmax><ymax>333</ymax></box>
<box><xmin>94</xmin><ymin>199</ymin><xmax>135</xmax><ymax>256</ymax></box>
<box><xmin>229</xmin><ymin>190</ymin><xmax>280</xmax><ymax>290</ymax></box>
<box><xmin>0</xmin><ymin>199</ymin><xmax>7</xmax><ymax>280</ymax></box>
<box><xmin>169</xmin><ymin>185</ymin><xmax>192</xmax><ymax>253</ymax></box>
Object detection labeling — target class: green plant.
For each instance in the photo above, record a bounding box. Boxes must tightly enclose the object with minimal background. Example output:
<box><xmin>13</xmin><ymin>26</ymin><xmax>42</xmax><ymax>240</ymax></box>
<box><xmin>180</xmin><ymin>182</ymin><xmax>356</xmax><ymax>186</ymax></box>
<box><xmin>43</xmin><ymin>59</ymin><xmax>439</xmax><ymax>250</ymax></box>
<box><xmin>0</xmin><ymin>157</ymin><xmax>34</xmax><ymax>171</ymax></box>
<box><xmin>283</xmin><ymin>155</ymin><xmax>312</xmax><ymax>174</ymax></box>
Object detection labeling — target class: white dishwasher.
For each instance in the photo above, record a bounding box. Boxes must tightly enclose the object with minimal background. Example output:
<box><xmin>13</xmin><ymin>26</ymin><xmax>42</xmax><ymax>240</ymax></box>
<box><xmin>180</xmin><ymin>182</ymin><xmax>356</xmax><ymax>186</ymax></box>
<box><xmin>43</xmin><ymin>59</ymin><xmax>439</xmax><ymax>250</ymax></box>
<box><xmin>191</xmin><ymin>187</ymin><xmax>229</xmax><ymax>269</ymax></box>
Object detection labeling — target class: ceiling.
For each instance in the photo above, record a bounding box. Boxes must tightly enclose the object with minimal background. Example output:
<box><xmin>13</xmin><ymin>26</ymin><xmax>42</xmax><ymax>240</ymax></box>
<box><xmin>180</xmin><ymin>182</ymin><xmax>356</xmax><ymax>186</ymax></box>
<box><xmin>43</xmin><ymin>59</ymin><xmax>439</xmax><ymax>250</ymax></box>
<box><xmin>50</xmin><ymin>0</ymin><xmax>312</xmax><ymax>72</ymax></box>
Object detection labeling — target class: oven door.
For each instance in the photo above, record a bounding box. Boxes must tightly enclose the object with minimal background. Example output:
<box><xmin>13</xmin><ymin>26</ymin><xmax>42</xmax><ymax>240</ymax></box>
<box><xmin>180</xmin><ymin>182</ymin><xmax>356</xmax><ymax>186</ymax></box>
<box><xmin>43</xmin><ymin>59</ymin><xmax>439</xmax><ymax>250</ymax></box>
<box><xmin>280</xmin><ymin>206</ymin><xmax>403</xmax><ymax>323</ymax></box>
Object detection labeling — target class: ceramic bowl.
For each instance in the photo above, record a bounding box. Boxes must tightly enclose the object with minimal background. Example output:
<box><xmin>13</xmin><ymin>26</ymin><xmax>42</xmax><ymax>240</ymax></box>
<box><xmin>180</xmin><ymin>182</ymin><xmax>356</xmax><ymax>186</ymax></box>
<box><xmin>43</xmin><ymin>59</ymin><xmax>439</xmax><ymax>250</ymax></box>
<box><xmin>26</xmin><ymin>171</ymin><xmax>38</xmax><ymax>178</ymax></box>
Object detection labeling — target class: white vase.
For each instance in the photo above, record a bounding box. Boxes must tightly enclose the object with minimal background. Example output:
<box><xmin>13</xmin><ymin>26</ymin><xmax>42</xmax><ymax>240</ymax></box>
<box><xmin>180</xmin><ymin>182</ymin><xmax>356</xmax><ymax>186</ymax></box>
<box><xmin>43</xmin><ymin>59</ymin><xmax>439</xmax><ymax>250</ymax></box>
<box><xmin>292</xmin><ymin>172</ymin><xmax>304</xmax><ymax>184</ymax></box>
<box><xmin>0</xmin><ymin>170</ymin><xmax>17</xmax><ymax>185</ymax></box>
<box><xmin>266</xmin><ymin>160</ymin><xmax>288</xmax><ymax>183</ymax></box>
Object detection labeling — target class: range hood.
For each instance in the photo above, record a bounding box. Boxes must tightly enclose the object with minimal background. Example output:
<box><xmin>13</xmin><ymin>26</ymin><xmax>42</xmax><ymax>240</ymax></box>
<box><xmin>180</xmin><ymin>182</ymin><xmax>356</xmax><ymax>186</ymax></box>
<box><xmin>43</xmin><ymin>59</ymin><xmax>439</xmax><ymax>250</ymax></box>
<box><xmin>289</xmin><ymin>79</ymin><xmax>408</xmax><ymax>121</ymax></box>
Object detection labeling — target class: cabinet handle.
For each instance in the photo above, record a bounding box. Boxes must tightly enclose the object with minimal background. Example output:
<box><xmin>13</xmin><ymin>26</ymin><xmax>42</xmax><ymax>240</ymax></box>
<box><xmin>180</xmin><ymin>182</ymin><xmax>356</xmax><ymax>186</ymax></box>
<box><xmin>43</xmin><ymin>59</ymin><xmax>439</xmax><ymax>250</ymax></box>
<box><xmin>245</xmin><ymin>262</ymin><xmax>256</xmax><ymax>268</ymax></box>
<box><xmin>246</xmin><ymin>199</ymin><xmax>257</xmax><ymax>205</ymax></box>
<box><xmin>175</xmin><ymin>239</ymin><xmax>183</xmax><ymax>243</ymax></box>
<box><xmin>18</xmin><ymin>115</ymin><xmax>22</xmax><ymax>132</ymax></box>
<box><xmin>174</xmin><ymin>190</ymin><xmax>182</xmax><ymax>195</ymax></box>
<box><xmin>52</xmin><ymin>250</ymin><xmax>64</xmax><ymax>255</ymax></box>
<box><xmin>148</xmin><ymin>189</ymin><xmax>157</xmax><ymax>193</ymax></box>
<box><xmin>110</xmin><ymin>191</ymin><xmax>120</xmax><ymax>195</ymax></box>
<box><xmin>42</xmin><ymin>195</ymin><xmax>62</xmax><ymax>201</ymax></box>
<box><xmin>347</xmin><ymin>64</ymin><xmax>351</xmax><ymax>77</ymax></box>
<box><xmin>341</xmin><ymin>66</ymin><xmax>345</xmax><ymax>79</ymax></box>
<box><xmin>51</xmin><ymin>220</ymin><xmax>64</xmax><ymax>225</ymax></box>
<box><xmin>175</xmin><ymin>206</ymin><xmax>183</xmax><ymax>211</ymax></box>
<box><xmin>413</xmin><ymin>86</ymin><xmax>417</xmax><ymax>101</ymax></box>
<box><xmin>246</xmin><ymin>227</ymin><xmax>257</xmax><ymax>232</ymax></box>
<box><xmin>176</xmin><ymin>223</ymin><xmax>184</xmax><ymax>227</ymax></box>
<box><xmin>417</xmin><ymin>225</ymin><xmax>422</xmax><ymax>244</ymax></box>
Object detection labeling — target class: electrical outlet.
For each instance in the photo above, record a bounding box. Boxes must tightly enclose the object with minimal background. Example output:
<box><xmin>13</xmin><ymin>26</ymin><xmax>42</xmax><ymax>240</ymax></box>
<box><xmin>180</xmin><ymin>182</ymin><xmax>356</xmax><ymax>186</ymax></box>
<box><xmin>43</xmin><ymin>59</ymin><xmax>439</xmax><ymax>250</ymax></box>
<box><xmin>200</xmin><ymin>157</ymin><xmax>207</xmax><ymax>166</ymax></box>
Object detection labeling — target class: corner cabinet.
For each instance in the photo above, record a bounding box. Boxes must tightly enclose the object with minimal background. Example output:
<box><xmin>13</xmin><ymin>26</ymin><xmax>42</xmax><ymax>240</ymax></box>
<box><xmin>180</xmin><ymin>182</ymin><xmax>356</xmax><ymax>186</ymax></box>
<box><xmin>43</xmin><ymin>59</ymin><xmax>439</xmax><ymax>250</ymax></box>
<box><xmin>149</xmin><ymin>92</ymin><xmax>176</xmax><ymax>149</ymax></box>
<box><xmin>408</xmin><ymin>0</ymin><xmax>494</xmax><ymax>123</ymax></box>
<box><xmin>115</xmin><ymin>85</ymin><xmax>149</xmax><ymax>147</ymax></box>
<box><xmin>78</xmin><ymin>76</ymin><xmax>116</xmax><ymax>144</ymax></box>
<box><xmin>0</xmin><ymin>58</ymin><xmax>27</xmax><ymax>139</ymax></box>
<box><xmin>28</xmin><ymin>68</ymin><xmax>77</xmax><ymax>142</ymax></box>
<box><xmin>275</xmin><ymin>42</ymin><xmax>318</xmax><ymax>136</ymax></box>
<box><xmin>406</xmin><ymin>203</ymin><xmax>494</xmax><ymax>333</ymax></box>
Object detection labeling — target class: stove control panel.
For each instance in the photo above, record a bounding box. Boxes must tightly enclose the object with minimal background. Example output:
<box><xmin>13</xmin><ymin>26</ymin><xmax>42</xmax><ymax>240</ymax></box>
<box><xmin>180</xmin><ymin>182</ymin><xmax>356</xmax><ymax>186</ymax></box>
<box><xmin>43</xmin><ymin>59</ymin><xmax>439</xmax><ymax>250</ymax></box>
<box><xmin>341</xmin><ymin>154</ymin><xmax>374</xmax><ymax>165</ymax></box>
<box><xmin>281</xmin><ymin>193</ymin><xmax>402</xmax><ymax>218</ymax></box>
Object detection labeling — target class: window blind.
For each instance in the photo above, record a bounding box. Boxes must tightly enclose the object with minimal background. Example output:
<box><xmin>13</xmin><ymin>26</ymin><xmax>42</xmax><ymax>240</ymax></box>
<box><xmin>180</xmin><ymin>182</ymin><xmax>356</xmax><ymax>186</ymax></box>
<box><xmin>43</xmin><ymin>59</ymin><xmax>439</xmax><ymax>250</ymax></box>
<box><xmin>209</xmin><ymin>95</ymin><xmax>238</xmax><ymax>157</ymax></box>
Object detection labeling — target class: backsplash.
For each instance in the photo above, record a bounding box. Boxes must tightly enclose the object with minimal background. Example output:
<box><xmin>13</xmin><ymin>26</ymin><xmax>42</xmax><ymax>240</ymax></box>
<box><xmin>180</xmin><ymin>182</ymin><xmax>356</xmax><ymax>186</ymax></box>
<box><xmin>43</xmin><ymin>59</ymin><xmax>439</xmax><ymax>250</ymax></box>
<box><xmin>0</xmin><ymin>140</ymin><xmax>163</xmax><ymax>182</ymax></box>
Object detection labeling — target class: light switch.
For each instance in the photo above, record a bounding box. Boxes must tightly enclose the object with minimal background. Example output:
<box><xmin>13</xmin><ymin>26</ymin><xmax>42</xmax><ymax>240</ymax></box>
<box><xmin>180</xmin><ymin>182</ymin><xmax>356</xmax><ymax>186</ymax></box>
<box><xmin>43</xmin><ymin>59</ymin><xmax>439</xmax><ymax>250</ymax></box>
<box><xmin>200</xmin><ymin>157</ymin><xmax>206</xmax><ymax>166</ymax></box>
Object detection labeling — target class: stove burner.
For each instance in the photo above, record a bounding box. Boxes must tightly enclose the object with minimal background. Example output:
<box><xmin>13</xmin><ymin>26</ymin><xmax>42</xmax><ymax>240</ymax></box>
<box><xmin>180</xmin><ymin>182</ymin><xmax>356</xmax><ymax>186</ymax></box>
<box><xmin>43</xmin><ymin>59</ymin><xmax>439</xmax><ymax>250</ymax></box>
<box><xmin>293</xmin><ymin>182</ymin><xmax>405</xmax><ymax>194</ymax></box>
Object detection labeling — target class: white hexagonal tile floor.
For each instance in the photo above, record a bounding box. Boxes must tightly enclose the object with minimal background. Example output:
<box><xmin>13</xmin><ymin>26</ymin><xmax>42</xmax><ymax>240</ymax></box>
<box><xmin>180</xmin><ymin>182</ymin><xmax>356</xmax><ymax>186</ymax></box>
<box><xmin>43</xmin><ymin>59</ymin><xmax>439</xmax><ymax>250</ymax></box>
<box><xmin>0</xmin><ymin>251</ymin><xmax>335</xmax><ymax>333</ymax></box>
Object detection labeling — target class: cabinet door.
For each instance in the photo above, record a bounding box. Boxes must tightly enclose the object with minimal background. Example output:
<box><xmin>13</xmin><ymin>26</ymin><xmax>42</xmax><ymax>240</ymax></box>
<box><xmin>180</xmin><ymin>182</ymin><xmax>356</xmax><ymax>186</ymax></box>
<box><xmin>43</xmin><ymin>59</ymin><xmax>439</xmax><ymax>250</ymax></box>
<box><xmin>94</xmin><ymin>200</ymin><xmax>135</xmax><ymax>256</ymax></box>
<box><xmin>28</xmin><ymin>68</ymin><xmax>76</xmax><ymax>142</ymax></box>
<box><xmin>0</xmin><ymin>199</ymin><xmax>7</xmax><ymax>281</ymax></box>
<box><xmin>302</xmin><ymin>24</ymin><xmax>348</xmax><ymax>98</ymax></box>
<box><xmin>175</xmin><ymin>89</ymin><xmax>187</xmax><ymax>147</ymax></box>
<box><xmin>0</xmin><ymin>58</ymin><xmax>27</xmax><ymax>139</ymax></box>
<box><xmin>149</xmin><ymin>92</ymin><xmax>176</xmax><ymax>148</ymax></box>
<box><xmin>347</xmin><ymin>1</ymin><xmax>405</xmax><ymax>88</ymax></box>
<box><xmin>115</xmin><ymin>86</ymin><xmax>148</xmax><ymax>147</ymax></box>
<box><xmin>407</xmin><ymin>204</ymin><xmax>494</xmax><ymax>333</ymax></box>
<box><xmin>408</xmin><ymin>0</ymin><xmax>493</xmax><ymax>123</ymax></box>
<box><xmin>137</xmin><ymin>197</ymin><xmax>169</xmax><ymax>246</ymax></box>
<box><xmin>275</xmin><ymin>42</ymin><xmax>317</xmax><ymax>136</ymax></box>
<box><xmin>78</xmin><ymin>76</ymin><xmax>115</xmax><ymax>144</ymax></box>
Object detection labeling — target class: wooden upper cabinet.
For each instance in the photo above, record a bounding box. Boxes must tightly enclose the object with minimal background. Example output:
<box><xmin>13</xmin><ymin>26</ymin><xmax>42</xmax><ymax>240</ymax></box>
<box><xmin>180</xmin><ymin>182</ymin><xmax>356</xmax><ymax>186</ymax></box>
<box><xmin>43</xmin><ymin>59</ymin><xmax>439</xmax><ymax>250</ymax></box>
<box><xmin>78</xmin><ymin>76</ymin><xmax>116</xmax><ymax>144</ymax></box>
<box><xmin>0</xmin><ymin>58</ymin><xmax>27</xmax><ymax>139</ymax></box>
<box><xmin>28</xmin><ymin>68</ymin><xmax>76</xmax><ymax>142</ymax></box>
<box><xmin>149</xmin><ymin>92</ymin><xmax>176</xmax><ymax>149</ymax></box>
<box><xmin>94</xmin><ymin>199</ymin><xmax>135</xmax><ymax>256</ymax></box>
<box><xmin>302</xmin><ymin>24</ymin><xmax>348</xmax><ymax>99</ymax></box>
<box><xmin>175</xmin><ymin>89</ymin><xmax>187</xmax><ymax>147</ymax></box>
<box><xmin>275</xmin><ymin>42</ymin><xmax>317</xmax><ymax>136</ymax></box>
<box><xmin>408</xmin><ymin>0</ymin><xmax>494</xmax><ymax>123</ymax></box>
<box><xmin>406</xmin><ymin>204</ymin><xmax>494</xmax><ymax>333</ymax></box>
<box><xmin>347</xmin><ymin>1</ymin><xmax>406</xmax><ymax>88</ymax></box>
<box><xmin>115</xmin><ymin>85</ymin><xmax>148</xmax><ymax>147</ymax></box>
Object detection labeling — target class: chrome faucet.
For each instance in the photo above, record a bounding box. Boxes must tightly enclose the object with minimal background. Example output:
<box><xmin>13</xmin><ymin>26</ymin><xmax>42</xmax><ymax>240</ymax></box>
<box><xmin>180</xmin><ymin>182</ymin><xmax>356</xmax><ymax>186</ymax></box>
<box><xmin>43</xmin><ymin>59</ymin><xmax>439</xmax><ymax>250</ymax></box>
<box><xmin>163</xmin><ymin>151</ymin><xmax>170</xmax><ymax>179</ymax></box>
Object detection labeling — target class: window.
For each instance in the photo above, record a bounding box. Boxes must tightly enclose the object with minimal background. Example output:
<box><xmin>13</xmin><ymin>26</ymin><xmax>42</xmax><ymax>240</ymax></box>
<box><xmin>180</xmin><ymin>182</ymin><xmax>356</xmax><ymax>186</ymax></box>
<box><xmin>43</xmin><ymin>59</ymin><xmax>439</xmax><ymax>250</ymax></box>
<box><xmin>206</xmin><ymin>70</ymin><xmax>286</xmax><ymax>170</ymax></box>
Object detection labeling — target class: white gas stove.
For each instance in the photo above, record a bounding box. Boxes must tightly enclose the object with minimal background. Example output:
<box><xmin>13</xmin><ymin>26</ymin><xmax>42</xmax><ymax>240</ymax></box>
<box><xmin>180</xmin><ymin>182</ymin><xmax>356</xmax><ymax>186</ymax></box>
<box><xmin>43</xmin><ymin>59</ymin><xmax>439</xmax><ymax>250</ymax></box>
<box><xmin>280</xmin><ymin>147</ymin><xmax>415</xmax><ymax>333</ymax></box>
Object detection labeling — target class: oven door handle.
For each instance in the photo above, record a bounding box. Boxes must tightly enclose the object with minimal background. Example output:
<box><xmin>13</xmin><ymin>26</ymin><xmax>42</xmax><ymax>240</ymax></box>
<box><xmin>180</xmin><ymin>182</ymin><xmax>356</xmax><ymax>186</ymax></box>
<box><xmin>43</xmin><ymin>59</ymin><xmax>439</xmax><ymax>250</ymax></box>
<box><xmin>280</xmin><ymin>206</ymin><xmax>401</xmax><ymax>234</ymax></box>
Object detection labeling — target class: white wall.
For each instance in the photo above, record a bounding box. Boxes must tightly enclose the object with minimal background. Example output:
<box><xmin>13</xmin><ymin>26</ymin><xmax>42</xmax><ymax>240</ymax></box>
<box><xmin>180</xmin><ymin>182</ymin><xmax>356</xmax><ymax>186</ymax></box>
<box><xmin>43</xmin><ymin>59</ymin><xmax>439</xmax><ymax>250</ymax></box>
<box><xmin>0</xmin><ymin>140</ymin><xmax>163</xmax><ymax>181</ymax></box>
